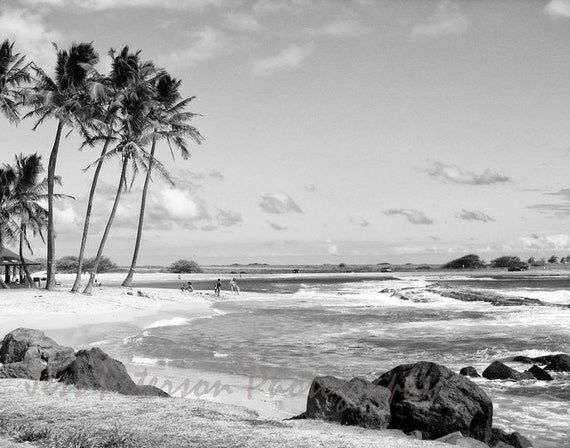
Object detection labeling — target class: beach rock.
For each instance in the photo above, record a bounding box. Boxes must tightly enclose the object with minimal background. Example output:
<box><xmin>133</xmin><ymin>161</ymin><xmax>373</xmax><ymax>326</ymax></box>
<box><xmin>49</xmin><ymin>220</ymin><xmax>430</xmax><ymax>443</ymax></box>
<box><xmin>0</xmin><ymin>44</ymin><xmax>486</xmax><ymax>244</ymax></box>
<box><xmin>491</xmin><ymin>428</ymin><xmax>533</xmax><ymax>448</ymax></box>
<box><xmin>460</xmin><ymin>367</ymin><xmax>480</xmax><ymax>378</ymax></box>
<box><xmin>542</xmin><ymin>354</ymin><xmax>570</xmax><ymax>372</ymax></box>
<box><xmin>0</xmin><ymin>328</ymin><xmax>75</xmax><ymax>380</ymax></box>
<box><xmin>512</xmin><ymin>356</ymin><xmax>533</xmax><ymax>364</ymax></box>
<box><xmin>374</xmin><ymin>361</ymin><xmax>493</xmax><ymax>443</ymax></box>
<box><xmin>59</xmin><ymin>347</ymin><xmax>169</xmax><ymax>397</ymax></box>
<box><xmin>436</xmin><ymin>431</ymin><xmax>489</xmax><ymax>447</ymax></box>
<box><xmin>526</xmin><ymin>365</ymin><xmax>553</xmax><ymax>381</ymax></box>
<box><xmin>304</xmin><ymin>376</ymin><xmax>391</xmax><ymax>429</ymax></box>
<box><xmin>482</xmin><ymin>361</ymin><xmax>533</xmax><ymax>381</ymax></box>
<box><xmin>0</xmin><ymin>359</ymin><xmax>45</xmax><ymax>380</ymax></box>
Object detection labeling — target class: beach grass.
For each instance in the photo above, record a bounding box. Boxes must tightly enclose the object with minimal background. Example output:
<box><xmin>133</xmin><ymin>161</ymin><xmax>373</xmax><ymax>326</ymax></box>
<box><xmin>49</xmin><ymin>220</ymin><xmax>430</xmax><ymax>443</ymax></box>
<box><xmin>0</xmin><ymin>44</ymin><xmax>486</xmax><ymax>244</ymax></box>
<box><xmin>0</xmin><ymin>379</ymin><xmax>447</xmax><ymax>448</ymax></box>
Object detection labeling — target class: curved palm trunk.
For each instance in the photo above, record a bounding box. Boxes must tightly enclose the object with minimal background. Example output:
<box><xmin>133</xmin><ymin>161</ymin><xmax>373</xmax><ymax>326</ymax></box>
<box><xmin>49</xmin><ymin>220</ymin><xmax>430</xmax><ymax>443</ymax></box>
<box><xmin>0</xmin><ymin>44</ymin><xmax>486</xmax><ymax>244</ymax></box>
<box><xmin>46</xmin><ymin>120</ymin><xmax>64</xmax><ymax>290</ymax></box>
<box><xmin>122</xmin><ymin>137</ymin><xmax>156</xmax><ymax>287</ymax></box>
<box><xmin>71</xmin><ymin>138</ymin><xmax>111</xmax><ymax>292</ymax></box>
<box><xmin>83</xmin><ymin>156</ymin><xmax>128</xmax><ymax>295</ymax></box>
<box><xmin>19</xmin><ymin>223</ymin><xmax>34</xmax><ymax>288</ymax></box>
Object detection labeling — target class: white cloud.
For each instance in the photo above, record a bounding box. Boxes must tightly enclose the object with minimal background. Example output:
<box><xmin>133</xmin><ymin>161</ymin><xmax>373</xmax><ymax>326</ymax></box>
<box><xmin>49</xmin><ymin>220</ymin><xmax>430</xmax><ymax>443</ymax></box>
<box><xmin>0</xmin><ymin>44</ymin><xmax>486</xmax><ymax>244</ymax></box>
<box><xmin>383</xmin><ymin>209</ymin><xmax>433</xmax><ymax>225</ymax></box>
<box><xmin>314</xmin><ymin>19</ymin><xmax>363</xmax><ymax>37</ymax></box>
<box><xmin>158</xmin><ymin>26</ymin><xmax>226</xmax><ymax>69</ymax></box>
<box><xmin>223</xmin><ymin>12</ymin><xmax>264</xmax><ymax>32</ymax></box>
<box><xmin>427</xmin><ymin>161</ymin><xmax>511</xmax><ymax>185</ymax></box>
<box><xmin>216</xmin><ymin>209</ymin><xmax>243</xmax><ymax>227</ymax></box>
<box><xmin>545</xmin><ymin>0</ymin><xmax>570</xmax><ymax>18</ymax></box>
<box><xmin>27</xmin><ymin>0</ymin><xmax>226</xmax><ymax>10</ymax></box>
<box><xmin>519</xmin><ymin>234</ymin><xmax>570</xmax><ymax>250</ymax></box>
<box><xmin>259</xmin><ymin>193</ymin><xmax>303</xmax><ymax>214</ymax></box>
<box><xmin>458</xmin><ymin>209</ymin><xmax>496</xmax><ymax>223</ymax></box>
<box><xmin>0</xmin><ymin>8</ymin><xmax>61</xmax><ymax>69</ymax></box>
<box><xmin>268</xmin><ymin>221</ymin><xmax>287</xmax><ymax>231</ymax></box>
<box><xmin>54</xmin><ymin>201</ymin><xmax>82</xmax><ymax>233</ymax></box>
<box><xmin>411</xmin><ymin>0</ymin><xmax>469</xmax><ymax>38</ymax></box>
<box><xmin>252</xmin><ymin>0</ymin><xmax>308</xmax><ymax>16</ymax></box>
<box><xmin>252</xmin><ymin>42</ymin><xmax>314</xmax><ymax>76</ymax></box>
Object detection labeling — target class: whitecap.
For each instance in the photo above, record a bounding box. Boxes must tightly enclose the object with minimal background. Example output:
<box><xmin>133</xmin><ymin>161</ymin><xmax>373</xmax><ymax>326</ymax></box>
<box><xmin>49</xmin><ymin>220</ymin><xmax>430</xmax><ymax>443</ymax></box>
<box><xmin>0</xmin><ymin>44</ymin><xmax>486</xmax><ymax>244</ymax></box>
<box><xmin>144</xmin><ymin>317</ymin><xmax>191</xmax><ymax>329</ymax></box>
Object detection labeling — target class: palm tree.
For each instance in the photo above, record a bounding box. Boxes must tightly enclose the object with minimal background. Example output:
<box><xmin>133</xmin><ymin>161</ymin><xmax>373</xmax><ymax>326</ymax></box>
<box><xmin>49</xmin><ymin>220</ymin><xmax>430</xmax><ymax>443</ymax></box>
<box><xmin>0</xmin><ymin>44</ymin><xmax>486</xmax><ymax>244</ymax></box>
<box><xmin>0</xmin><ymin>165</ymin><xmax>16</xmax><ymax>289</ymax></box>
<box><xmin>121</xmin><ymin>73</ymin><xmax>203</xmax><ymax>287</ymax></box>
<box><xmin>0</xmin><ymin>39</ymin><xmax>31</xmax><ymax>124</ymax></box>
<box><xmin>71</xmin><ymin>47</ymin><xmax>149</xmax><ymax>292</ymax></box>
<box><xmin>24</xmin><ymin>42</ymin><xmax>99</xmax><ymax>290</ymax></box>
<box><xmin>82</xmin><ymin>49</ymin><xmax>160</xmax><ymax>295</ymax></box>
<box><xmin>11</xmin><ymin>154</ymin><xmax>49</xmax><ymax>287</ymax></box>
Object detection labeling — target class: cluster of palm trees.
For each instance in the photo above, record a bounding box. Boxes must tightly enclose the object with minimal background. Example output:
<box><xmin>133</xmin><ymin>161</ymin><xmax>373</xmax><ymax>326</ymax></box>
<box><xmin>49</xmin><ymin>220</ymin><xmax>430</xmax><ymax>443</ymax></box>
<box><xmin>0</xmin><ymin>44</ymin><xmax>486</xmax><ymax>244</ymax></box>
<box><xmin>0</xmin><ymin>39</ymin><xmax>203</xmax><ymax>294</ymax></box>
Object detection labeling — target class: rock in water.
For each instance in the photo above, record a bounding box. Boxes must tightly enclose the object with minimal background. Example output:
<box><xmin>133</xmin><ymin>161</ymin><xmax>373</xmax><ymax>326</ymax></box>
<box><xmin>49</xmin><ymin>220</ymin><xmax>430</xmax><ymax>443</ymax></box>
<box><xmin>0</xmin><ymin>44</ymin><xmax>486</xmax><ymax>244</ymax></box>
<box><xmin>542</xmin><ymin>354</ymin><xmax>570</xmax><ymax>372</ymax></box>
<box><xmin>59</xmin><ymin>347</ymin><xmax>169</xmax><ymax>397</ymax></box>
<box><xmin>482</xmin><ymin>361</ymin><xmax>533</xmax><ymax>381</ymax></box>
<box><xmin>304</xmin><ymin>376</ymin><xmax>391</xmax><ymax>429</ymax></box>
<box><xmin>460</xmin><ymin>366</ymin><xmax>480</xmax><ymax>378</ymax></box>
<box><xmin>0</xmin><ymin>328</ymin><xmax>75</xmax><ymax>380</ymax></box>
<box><xmin>491</xmin><ymin>428</ymin><xmax>533</xmax><ymax>448</ymax></box>
<box><xmin>526</xmin><ymin>365</ymin><xmax>553</xmax><ymax>381</ymax></box>
<box><xmin>374</xmin><ymin>361</ymin><xmax>493</xmax><ymax>443</ymax></box>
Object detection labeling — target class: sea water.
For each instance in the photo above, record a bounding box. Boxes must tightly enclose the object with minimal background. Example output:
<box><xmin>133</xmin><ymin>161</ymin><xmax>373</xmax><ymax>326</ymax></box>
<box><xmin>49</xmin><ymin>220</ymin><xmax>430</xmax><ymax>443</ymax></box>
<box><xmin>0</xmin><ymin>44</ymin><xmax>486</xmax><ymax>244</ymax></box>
<box><xmin>96</xmin><ymin>275</ymin><xmax>569</xmax><ymax>447</ymax></box>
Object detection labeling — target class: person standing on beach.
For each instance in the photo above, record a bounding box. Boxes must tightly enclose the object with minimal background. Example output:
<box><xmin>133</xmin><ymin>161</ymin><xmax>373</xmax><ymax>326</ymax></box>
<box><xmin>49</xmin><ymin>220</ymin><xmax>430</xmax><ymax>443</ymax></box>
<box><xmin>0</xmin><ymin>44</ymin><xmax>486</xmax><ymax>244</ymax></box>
<box><xmin>214</xmin><ymin>278</ymin><xmax>222</xmax><ymax>296</ymax></box>
<box><xmin>230</xmin><ymin>277</ymin><xmax>240</xmax><ymax>294</ymax></box>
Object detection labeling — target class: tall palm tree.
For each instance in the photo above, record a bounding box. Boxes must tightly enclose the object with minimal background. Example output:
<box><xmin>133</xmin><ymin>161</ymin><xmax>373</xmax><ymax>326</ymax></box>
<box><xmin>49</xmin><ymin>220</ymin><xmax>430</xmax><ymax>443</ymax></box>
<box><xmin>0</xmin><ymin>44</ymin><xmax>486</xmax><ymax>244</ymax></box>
<box><xmin>82</xmin><ymin>49</ymin><xmax>160</xmax><ymax>295</ymax></box>
<box><xmin>0</xmin><ymin>165</ymin><xmax>16</xmax><ymax>289</ymax></box>
<box><xmin>0</xmin><ymin>39</ymin><xmax>31</xmax><ymax>124</ymax></box>
<box><xmin>11</xmin><ymin>154</ymin><xmax>49</xmax><ymax>287</ymax></box>
<box><xmin>24</xmin><ymin>42</ymin><xmax>99</xmax><ymax>290</ymax></box>
<box><xmin>121</xmin><ymin>74</ymin><xmax>203</xmax><ymax>287</ymax></box>
<box><xmin>71</xmin><ymin>47</ymin><xmax>146</xmax><ymax>292</ymax></box>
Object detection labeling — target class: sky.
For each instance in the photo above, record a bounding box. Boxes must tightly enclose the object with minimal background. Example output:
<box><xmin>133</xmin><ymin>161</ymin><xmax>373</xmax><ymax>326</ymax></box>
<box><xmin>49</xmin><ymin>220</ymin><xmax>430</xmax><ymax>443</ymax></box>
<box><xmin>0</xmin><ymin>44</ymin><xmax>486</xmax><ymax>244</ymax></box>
<box><xmin>3</xmin><ymin>0</ymin><xmax>570</xmax><ymax>266</ymax></box>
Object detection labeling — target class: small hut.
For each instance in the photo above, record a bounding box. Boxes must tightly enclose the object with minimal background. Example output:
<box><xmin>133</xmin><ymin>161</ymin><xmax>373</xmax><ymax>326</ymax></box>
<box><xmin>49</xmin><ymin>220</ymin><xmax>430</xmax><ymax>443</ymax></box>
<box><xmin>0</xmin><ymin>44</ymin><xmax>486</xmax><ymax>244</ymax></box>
<box><xmin>0</xmin><ymin>247</ymin><xmax>41</xmax><ymax>284</ymax></box>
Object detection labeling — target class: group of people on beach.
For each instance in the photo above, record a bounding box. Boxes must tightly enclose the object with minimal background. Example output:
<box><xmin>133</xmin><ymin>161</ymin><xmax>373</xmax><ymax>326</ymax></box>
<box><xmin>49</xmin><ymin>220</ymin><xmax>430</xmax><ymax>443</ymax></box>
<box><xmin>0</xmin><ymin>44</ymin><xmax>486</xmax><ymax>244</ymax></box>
<box><xmin>181</xmin><ymin>277</ymin><xmax>240</xmax><ymax>296</ymax></box>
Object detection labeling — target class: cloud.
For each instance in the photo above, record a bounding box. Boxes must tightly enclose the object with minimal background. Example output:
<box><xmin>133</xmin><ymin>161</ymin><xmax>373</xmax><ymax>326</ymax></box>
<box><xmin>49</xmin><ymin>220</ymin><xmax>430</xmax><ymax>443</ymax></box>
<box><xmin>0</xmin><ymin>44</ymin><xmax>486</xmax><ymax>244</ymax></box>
<box><xmin>528</xmin><ymin>188</ymin><xmax>570</xmax><ymax>216</ymax></box>
<box><xmin>216</xmin><ymin>209</ymin><xmax>243</xmax><ymax>227</ymax></box>
<box><xmin>426</xmin><ymin>161</ymin><xmax>511</xmax><ymax>185</ymax></box>
<box><xmin>383</xmin><ymin>209</ymin><xmax>433</xmax><ymax>225</ymax></box>
<box><xmin>545</xmin><ymin>0</ymin><xmax>570</xmax><ymax>18</ymax></box>
<box><xmin>259</xmin><ymin>193</ymin><xmax>303</xmax><ymax>214</ymax></box>
<box><xmin>268</xmin><ymin>221</ymin><xmax>287</xmax><ymax>231</ymax></box>
<box><xmin>25</xmin><ymin>0</ymin><xmax>226</xmax><ymax>10</ymax></box>
<box><xmin>0</xmin><ymin>8</ymin><xmax>61</xmax><ymax>69</ymax></box>
<box><xmin>53</xmin><ymin>200</ymin><xmax>82</xmax><ymax>233</ymax></box>
<box><xmin>458</xmin><ymin>209</ymin><xmax>496</xmax><ymax>223</ymax></box>
<box><xmin>411</xmin><ymin>0</ymin><xmax>469</xmax><ymax>38</ymax></box>
<box><xmin>252</xmin><ymin>0</ymin><xmax>308</xmax><ymax>15</ymax></box>
<box><xmin>252</xmin><ymin>42</ymin><xmax>314</xmax><ymax>76</ymax></box>
<box><xmin>159</xmin><ymin>26</ymin><xmax>227</xmax><ymax>69</ymax></box>
<box><xmin>144</xmin><ymin>186</ymin><xmax>211</xmax><ymax>229</ymax></box>
<box><xmin>547</xmin><ymin>188</ymin><xmax>570</xmax><ymax>200</ymax></box>
<box><xmin>223</xmin><ymin>12</ymin><xmax>264</xmax><ymax>32</ymax></box>
<box><xmin>519</xmin><ymin>234</ymin><xmax>570</xmax><ymax>250</ymax></box>
<box><xmin>309</xmin><ymin>19</ymin><xmax>364</xmax><ymax>37</ymax></box>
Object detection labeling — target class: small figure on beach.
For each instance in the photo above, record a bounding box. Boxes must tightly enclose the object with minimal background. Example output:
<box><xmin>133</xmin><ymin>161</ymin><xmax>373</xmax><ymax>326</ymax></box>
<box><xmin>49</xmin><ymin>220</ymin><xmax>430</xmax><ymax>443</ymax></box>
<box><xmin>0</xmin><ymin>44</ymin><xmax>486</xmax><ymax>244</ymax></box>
<box><xmin>214</xmin><ymin>278</ymin><xmax>222</xmax><ymax>296</ymax></box>
<box><xmin>94</xmin><ymin>279</ymin><xmax>101</xmax><ymax>287</ymax></box>
<box><xmin>181</xmin><ymin>281</ymin><xmax>193</xmax><ymax>292</ymax></box>
<box><xmin>230</xmin><ymin>277</ymin><xmax>240</xmax><ymax>295</ymax></box>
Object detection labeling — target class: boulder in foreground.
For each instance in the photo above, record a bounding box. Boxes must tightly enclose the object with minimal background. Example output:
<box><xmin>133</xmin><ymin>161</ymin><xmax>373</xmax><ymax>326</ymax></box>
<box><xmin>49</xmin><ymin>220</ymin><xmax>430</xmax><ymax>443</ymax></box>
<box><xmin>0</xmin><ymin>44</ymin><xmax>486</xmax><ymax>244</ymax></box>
<box><xmin>58</xmin><ymin>347</ymin><xmax>169</xmax><ymax>397</ymax></box>
<box><xmin>526</xmin><ymin>365</ymin><xmax>553</xmax><ymax>381</ymax></box>
<box><xmin>0</xmin><ymin>328</ymin><xmax>75</xmax><ymax>380</ymax></box>
<box><xmin>491</xmin><ymin>427</ymin><xmax>533</xmax><ymax>448</ymax></box>
<box><xmin>303</xmin><ymin>376</ymin><xmax>391</xmax><ymax>429</ymax></box>
<box><xmin>460</xmin><ymin>366</ymin><xmax>480</xmax><ymax>378</ymax></box>
<box><xmin>374</xmin><ymin>361</ymin><xmax>493</xmax><ymax>443</ymax></box>
<box><xmin>436</xmin><ymin>431</ymin><xmax>488</xmax><ymax>447</ymax></box>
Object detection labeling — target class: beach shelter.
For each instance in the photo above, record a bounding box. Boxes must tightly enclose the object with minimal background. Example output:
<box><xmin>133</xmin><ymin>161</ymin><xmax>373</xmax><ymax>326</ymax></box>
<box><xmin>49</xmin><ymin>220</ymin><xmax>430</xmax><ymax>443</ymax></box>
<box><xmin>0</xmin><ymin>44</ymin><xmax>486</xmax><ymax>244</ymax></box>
<box><xmin>0</xmin><ymin>247</ymin><xmax>40</xmax><ymax>283</ymax></box>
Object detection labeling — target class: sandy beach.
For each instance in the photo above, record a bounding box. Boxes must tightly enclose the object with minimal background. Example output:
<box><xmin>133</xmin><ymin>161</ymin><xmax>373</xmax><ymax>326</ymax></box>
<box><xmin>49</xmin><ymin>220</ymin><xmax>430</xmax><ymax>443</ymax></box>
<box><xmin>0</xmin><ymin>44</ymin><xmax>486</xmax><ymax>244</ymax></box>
<box><xmin>0</xmin><ymin>272</ymin><xmax>456</xmax><ymax>448</ymax></box>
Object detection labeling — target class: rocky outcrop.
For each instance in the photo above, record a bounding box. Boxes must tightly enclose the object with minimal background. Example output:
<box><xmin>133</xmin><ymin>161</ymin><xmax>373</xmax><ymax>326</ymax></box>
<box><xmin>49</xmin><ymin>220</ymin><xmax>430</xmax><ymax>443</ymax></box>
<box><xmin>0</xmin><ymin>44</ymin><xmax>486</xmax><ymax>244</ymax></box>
<box><xmin>374</xmin><ymin>361</ymin><xmax>493</xmax><ymax>443</ymax></box>
<box><xmin>491</xmin><ymin>427</ymin><xmax>533</xmax><ymax>448</ymax></box>
<box><xmin>460</xmin><ymin>367</ymin><xmax>480</xmax><ymax>378</ymax></box>
<box><xmin>436</xmin><ymin>431</ymin><xmax>489</xmax><ymax>447</ymax></box>
<box><xmin>58</xmin><ymin>347</ymin><xmax>169</xmax><ymax>397</ymax></box>
<box><xmin>541</xmin><ymin>354</ymin><xmax>570</xmax><ymax>372</ymax></box>
<box><xmin>482</xmin><ymin>361</ymin><xmax>533</xmax><ymax>381</ymax></box>
<box><xmin>0</xmin><ymin>328</ymin><xmax>75</xmax><ymax>380</ymax></box>
<box><xmin>526</xmin><ymin>365</ymin><xmax>553</xmax><ymax>381</ymax></box>
<box><xmin>303</xmin><ymin>376</ymin><xmax>391</xmax><ymax>429</ymax></box>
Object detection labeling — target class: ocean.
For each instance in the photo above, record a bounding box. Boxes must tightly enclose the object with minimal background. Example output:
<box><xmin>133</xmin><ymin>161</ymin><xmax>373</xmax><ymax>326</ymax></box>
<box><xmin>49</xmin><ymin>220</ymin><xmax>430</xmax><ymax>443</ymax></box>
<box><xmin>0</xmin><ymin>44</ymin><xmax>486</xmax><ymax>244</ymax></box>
<box><xmin>79</xmin><ymin>274</ymin><xmax>570</xmax><ymax>447</ymax></box>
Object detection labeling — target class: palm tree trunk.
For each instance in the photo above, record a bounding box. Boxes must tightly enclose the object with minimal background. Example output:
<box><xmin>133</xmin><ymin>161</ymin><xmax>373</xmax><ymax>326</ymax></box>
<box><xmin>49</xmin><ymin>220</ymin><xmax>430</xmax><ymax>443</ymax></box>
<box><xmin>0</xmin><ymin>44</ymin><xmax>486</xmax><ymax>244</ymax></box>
<box><xmin>122</xmin><ymin>137</ymin><xmax>156</xmax><ymax>287</ymax></box>
<box><xmin>0</xmin><ymin>234</ymin><xmax>7</xmax><ymax>289</ymax></box>
<box><xmin>46</xmin><ymin>120</ymin><xmax>64</xmax><ymax>290</ymax></box>
<box><xmin>83</xmin><ymin>155</ymin><xmax>128</xmax><ymax>295</ymax></box>
<box><xmin>19</xmin><ymin>223</ymin><xmax>34</xmax><ymax>288</ymax></box>
<box><xmin>71</xmin><ymin>137</ymin><xmax>111</xmax><ymax>292</ymax></box>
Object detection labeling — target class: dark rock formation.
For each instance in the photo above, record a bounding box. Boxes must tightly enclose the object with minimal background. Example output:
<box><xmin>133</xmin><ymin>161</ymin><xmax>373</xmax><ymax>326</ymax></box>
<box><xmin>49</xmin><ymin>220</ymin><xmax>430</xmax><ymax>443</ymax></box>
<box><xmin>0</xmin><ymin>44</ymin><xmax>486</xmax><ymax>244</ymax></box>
<box><xmin>491</xmin><ymin>427</ymin><xmax>533</xmax><ymax>448</ymax></box>
<box><xmin>0</xmin><ymin>328</ymin><xmax>75</xmax><ymax>380</ymax></box>
<box><xmin>482</xmin><ymin>361</ymin><xmax>533</xmax><ymax>381</ymax></box>
<box><xmin>58</xmin><ymin>347</ymin><xmax>169</xmax><ymax>397</ymax></box>
<box><xmin>526</xmin><ymin>365</ymin><xmax>553</xmax><ymax>381</ymax></box>
<box><xmin>374</xmin><ymin>361</ymin><xmax>493</xmax><ymax>443</ymax></box>
<box><xmin>542</xmin><ymin>354</ymin><xmax>570</xmax><ymax>372</ymax></box>
<box><xmin>460</xmin><ymin>366</ymin><xmax>480</xmax><ymax>378</ymax></box>
<box><xmin>513</xmin><ymin>356</ymin><xmax>533</xmax><ymax>364</ymax></box>
<box><xmin>436</xmin><ymin>431</ymin><xmax>489</xmax><ymax>447</ymax></box>
<box><xmin>304</xmin><ymin>376</ymin><xmax>391</xmax><ymax>429</ymax></box>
